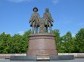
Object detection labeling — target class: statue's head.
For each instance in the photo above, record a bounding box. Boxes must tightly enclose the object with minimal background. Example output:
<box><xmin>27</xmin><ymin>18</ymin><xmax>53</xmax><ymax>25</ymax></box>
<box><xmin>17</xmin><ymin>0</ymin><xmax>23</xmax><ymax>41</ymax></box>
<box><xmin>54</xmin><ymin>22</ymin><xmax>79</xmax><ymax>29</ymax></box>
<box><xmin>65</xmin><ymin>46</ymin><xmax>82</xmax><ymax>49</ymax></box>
<box><xmin>45</xmin><ymin>8</ymin><xmax>49</xmax><ymax>12</ymax></box>
<box><xmin>33</xmin><ymin>7</ymin><xmax>38</xmax><ymax>12</ymax></box>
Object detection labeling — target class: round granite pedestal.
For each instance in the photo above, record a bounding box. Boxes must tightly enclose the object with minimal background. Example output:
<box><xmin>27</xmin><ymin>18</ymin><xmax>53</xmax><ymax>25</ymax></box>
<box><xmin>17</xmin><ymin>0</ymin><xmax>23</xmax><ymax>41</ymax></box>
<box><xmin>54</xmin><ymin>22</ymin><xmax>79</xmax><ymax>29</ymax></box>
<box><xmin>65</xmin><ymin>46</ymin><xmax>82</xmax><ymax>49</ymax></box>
<box><xmin>10</xmin><ymin>34</ymin><xmax>74</xmax><ymax>61</ymax></box>
<box><xmin>27</xmin><ymin>33</ymin><xmax>58</xmax><ymax>57</ymax></box>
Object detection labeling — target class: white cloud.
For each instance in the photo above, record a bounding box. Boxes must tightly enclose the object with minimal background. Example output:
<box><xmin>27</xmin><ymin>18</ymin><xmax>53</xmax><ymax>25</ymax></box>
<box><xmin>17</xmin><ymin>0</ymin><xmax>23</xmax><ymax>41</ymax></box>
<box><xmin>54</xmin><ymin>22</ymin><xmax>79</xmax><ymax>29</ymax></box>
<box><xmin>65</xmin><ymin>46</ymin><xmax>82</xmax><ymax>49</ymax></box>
<box><xmin>52</xmin><ymin>0</ymin><xmax>59</xmax><ymax>4</ymax></box>
<box><xmin>8</xmin><ymin>0</ymin><xmax>32</xmax><ymax>3</ymax></box>
<box><xmin>18</xmin><ymin>31</ymin><xmax>25</xmax><ymax>35</ymax></box>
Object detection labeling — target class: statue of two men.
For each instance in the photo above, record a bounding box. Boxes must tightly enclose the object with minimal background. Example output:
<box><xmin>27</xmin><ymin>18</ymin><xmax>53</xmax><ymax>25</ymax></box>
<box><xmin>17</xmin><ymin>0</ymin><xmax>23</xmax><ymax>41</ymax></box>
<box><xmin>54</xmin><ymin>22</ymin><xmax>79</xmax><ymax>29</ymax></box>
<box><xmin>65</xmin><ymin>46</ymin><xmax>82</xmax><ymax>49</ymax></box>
<box><xmin>29</xmin><ymin>7</ymin><xmax>53</xmax><ymax>34</ymax></box>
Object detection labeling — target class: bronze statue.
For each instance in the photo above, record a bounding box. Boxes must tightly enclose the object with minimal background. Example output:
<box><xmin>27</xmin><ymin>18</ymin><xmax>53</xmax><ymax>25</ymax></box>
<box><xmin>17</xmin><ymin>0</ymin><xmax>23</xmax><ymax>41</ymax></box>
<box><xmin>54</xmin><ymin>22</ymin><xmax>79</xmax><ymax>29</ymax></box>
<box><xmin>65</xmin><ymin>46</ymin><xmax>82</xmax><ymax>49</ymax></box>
<box><xmin>29</xmin><ymin>7</ymin><xmax>40</xmax><ymax>34</ymax></box>
<box><xmin>43</xmin><ymin>8</ymin><xmax>53</xmax><ymax>33</ymax></box>
<box><xmin>29</xmin><ymin>7</ymin><xmax>53</xmax><ymax>34</ymax></box>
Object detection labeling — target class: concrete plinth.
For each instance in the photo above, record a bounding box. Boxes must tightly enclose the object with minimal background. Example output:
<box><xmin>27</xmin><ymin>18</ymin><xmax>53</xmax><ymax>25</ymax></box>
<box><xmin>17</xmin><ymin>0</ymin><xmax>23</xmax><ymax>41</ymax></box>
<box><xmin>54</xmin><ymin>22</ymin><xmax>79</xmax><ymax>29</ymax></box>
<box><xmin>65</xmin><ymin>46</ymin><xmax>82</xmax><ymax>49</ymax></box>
<box><xmin>10</xmin><ymin>55</ymin><xmax>74</xmax><ymax>61</ymax></box>
<box><xmin>27</xmin><ymin>33</ymin><xmax>58</xmax><ymax>57</ymax></box>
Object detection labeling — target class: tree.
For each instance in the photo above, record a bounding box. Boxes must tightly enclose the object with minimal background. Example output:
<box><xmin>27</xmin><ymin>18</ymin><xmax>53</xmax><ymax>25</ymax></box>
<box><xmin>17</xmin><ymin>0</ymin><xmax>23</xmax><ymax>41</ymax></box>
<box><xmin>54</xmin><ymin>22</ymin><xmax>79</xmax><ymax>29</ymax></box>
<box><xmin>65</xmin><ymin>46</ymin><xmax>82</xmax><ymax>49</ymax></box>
<box><xmin>52</xmin><ymin>29</ymin><xmax>61</xmax><ymax>52</ymax></box>
<box><xmin>61</xmin><ymin>32</ymin><xmax>74</xmax><ymax>53</ymax></box>
<box><xmin>22</xmin><ymin>30</ymin><xmax>31</xmax><ymax>53</ymax></box>
<box><xmin>11</xmin><ymin>34</ymin><xmax>23</xmax><ymax>53</ymax></box>
<box><xmin>0</xmin><ymin>32</ymin><xmax>12</xmax><ymax>53</ymax></box>
<box><xmin>75</xmin><ymin>28</ymin><xmax>84</xmax><ymax>52</ymax></box>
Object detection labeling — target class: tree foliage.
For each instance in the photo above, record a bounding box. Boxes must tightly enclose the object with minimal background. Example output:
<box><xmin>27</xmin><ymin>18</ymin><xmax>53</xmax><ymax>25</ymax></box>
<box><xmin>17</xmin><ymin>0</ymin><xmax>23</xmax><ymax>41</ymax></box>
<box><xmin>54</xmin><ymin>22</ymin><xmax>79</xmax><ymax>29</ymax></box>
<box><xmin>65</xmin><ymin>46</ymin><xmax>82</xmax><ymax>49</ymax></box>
<box><xmin>0</xmin><ymin>30</ymin><xmax>30</xmax><ymax>53</ymax></box>
<box><xmin>0</xmin><ymin>28</ymin><xmax>84</xmax><ymax>53</ymax></box>
<box><xmin>75</xmin><ymin>28</ymin><xmax>84</xmax><ymax>53</ymax></box>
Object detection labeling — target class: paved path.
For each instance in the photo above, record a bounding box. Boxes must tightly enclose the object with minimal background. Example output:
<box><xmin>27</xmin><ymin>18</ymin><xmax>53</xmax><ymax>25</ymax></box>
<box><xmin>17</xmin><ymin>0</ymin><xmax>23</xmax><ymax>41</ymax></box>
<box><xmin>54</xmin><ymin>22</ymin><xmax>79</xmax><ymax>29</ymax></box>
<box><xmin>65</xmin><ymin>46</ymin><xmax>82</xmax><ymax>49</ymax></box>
<box><xmin>0</xmin><ymin>58</ymin><xmax>84</xmax><ymax>62</ymax></box>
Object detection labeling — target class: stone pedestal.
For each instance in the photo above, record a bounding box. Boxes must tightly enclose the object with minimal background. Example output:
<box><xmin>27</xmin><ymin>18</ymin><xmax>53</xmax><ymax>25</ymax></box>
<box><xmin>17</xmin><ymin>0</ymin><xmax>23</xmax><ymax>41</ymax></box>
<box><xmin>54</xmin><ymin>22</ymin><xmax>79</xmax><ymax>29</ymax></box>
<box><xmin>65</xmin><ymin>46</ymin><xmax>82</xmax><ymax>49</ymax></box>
<box><xmin>27</xmin><ymin>33</ymin><xmax>58</xmax><ymax>57</ymax></box>
<box><xmin>10</xmin><ymin>34</ymin><xmax>74</xmax><ymax>61</ymax></box>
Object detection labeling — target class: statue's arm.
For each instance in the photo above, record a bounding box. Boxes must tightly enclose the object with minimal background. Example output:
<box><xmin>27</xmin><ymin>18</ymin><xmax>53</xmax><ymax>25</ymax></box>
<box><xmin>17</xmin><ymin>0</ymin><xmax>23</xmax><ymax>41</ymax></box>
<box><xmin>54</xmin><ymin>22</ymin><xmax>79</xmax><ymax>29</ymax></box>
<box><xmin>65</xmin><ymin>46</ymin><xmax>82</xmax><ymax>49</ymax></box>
<box><xmin>48</xmin><ymin>13</ymin><xmax>54</xmax><ymax>22</ymax></box>
<box><xmin>38</xmin><ymin>13</ymin><xmax>40</xmax><ymax>21</ymax></box>
<box><xmin>29</xmin><ymin>14</ymin><xmax>34</xmax><ymax>23</ymax></box>
<box><xmin>29</xmin><ymin>20</ymin><xmax>32</xmax><ymax>23</ymax></box>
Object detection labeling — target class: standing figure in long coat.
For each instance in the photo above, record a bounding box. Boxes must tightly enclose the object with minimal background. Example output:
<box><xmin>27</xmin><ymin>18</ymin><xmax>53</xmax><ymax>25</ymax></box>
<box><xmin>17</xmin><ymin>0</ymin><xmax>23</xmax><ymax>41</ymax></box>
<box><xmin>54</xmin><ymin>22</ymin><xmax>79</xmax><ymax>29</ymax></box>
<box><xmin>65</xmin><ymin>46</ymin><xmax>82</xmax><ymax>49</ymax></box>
<box><xmin>43</xmin><ymin>8</ymin><xmax>53</xmax><ymax>33</ymax></box>
<box><xmin>29</xmin><ymin>7</ymin><xmax>40</xmax><ymax>34</ymax></box>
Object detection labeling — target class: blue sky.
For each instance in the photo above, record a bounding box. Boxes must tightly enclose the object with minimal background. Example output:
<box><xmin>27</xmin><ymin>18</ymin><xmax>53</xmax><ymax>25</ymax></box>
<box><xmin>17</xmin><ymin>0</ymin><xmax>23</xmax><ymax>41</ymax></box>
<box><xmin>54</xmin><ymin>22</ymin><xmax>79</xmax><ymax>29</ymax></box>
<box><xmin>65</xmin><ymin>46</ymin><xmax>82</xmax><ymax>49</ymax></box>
<box><xmin>0</xmin><ymin>0</ymin><xmax>84</xmax><ymax>36</ymax></box>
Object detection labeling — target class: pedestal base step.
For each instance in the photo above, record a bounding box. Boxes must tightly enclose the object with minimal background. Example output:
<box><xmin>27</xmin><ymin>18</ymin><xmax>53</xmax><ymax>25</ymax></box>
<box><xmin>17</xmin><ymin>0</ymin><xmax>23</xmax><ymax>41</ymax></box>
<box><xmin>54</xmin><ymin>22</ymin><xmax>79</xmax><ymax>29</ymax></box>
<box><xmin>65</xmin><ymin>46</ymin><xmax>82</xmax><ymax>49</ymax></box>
<box><xmin>10</xmin><ymin>55</ymin><xmax>74</xmax><ymax>61</ymax></box>
<box><xmin>50</xmin><ymin>55</ymin><xmax>74</xmax><ymax>60</ymax></box>
<box><xmin>36</xmin><ymin>55</ymin><xmax>50</xmax><ymax>61</ymax></box>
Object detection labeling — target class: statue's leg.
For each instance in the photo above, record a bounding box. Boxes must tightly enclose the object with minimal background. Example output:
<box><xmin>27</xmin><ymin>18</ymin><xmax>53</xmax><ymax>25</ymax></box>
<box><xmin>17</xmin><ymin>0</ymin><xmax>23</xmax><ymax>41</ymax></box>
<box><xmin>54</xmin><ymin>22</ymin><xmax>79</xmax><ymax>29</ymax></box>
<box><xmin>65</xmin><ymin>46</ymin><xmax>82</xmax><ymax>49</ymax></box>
<box><xmin>46</xmin><ymin>26</ymin><xmax>48</xmax><ymax>33</ymax></box>
<box><xmin>32</xmin><ymin>23</ymin><xmax>35</xmax><ymax>34</ymax></box>
<box><xmin>37</xmin><ymin>27</ymin><xmax>39</xmax><ymax>33</ymax></box>
<box><xmin>45</xmin><ymin>26</ymin><xmax>48</xmax><ymax>33</ymax></box>
<box><xmin>34</xmin><ymin>27</ymin><xmax>36</xmax><ymax>34</ymax></box>
<box><xmin>38</xmin><ymin>27</ymin><xmax>39</xmax><ymax>33</ymax></box>
<box><xmin>34</xmin><ymin>26</ymin><xmax>38</xmax><ymax>34</ymax></box>
<box><xmin>35</xmin><ymin>27</ymin><xmax>38</xmax><ymax>34</ymax></box>
<box><xmin>49</xmin><ymin>26</ymin><xmax>52</xmax><ymax>33</ymax></box>
<box><xmin>32</xmin><ymin>27</ymin><xmax>34</xmax><ymax>34</ymax></box>
<box><xmin>45</xmin><ymin>26</ymin><xmax>46</xmax><ymax>32</ymax></box>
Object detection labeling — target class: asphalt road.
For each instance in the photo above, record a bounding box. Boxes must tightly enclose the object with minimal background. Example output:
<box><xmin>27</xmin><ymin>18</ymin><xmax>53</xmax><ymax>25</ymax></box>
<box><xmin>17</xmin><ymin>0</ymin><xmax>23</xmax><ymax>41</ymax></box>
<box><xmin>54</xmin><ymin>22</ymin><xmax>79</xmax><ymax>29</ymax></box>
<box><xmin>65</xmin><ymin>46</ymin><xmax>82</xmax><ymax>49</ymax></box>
<box><xmin>0</xmin><ymin>58</ymin><xmax>84</xmax><ymax>62</ymax></box>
